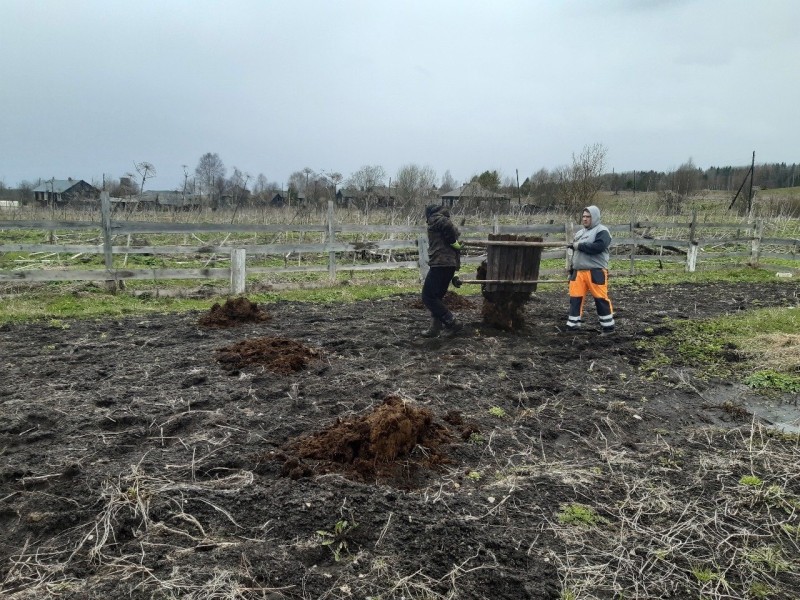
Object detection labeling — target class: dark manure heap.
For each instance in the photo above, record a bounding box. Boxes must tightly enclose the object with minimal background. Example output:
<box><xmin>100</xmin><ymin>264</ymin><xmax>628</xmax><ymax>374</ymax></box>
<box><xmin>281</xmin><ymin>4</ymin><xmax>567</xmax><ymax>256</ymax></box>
<box><xmin>277</xmin><ymin>395</ymin><xmax>458</xmax><ymax>485</ymax></box>
<box><xmin>198</xmin><ymin>296</ymin><xmax>272</xmax><ymax>327</ymax></box>
<box><xmin>215</xmin><ymin>337</ymin><xmax>318</xmax><ymax>374</ymax></box>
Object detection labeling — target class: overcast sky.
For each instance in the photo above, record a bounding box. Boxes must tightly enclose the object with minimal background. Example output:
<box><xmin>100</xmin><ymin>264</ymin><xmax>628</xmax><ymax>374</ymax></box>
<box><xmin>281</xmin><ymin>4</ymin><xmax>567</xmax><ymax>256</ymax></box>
<box><xmin>1</xmin><ymin>0</ymin><xmax>798</xmax><ymax>190</ymax></box>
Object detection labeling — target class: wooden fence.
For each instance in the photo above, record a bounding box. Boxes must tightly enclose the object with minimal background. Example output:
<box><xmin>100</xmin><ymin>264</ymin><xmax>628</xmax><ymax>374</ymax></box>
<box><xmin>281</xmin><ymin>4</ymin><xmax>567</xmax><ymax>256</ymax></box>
<box><xmin>0</xmin><ymin>195</ymin><xmax>797</xmax><ymax>294</ymax></box>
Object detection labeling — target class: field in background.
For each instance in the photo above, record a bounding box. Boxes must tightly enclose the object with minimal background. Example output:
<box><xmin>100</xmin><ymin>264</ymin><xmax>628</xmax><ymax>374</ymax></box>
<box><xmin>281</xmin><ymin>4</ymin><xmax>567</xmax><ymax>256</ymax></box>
<box><xmin>1</xmin><ymin>190</ymin><xmax>798</xmax><ymax>308</ymax></box>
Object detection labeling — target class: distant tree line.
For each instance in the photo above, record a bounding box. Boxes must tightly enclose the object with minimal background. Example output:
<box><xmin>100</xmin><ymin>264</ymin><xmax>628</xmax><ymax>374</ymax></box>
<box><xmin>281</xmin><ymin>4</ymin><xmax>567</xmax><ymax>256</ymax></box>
<box><xmin>2</xmin><ymin>148</ymin><xmax>797</xmax><ymax>215</ymax></box>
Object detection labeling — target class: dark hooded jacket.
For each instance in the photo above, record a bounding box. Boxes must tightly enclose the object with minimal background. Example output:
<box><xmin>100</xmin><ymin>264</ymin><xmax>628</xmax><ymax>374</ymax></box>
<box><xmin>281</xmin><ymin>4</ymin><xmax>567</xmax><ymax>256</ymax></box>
<box><xmin>425</xmin><ymin>205</ymin><xmax>461</xmax><ymax>268</ymax></box>
<box><xmin>571</xmin><ymin>204</ymin><xmax>611</xmax><ymax>270</ymax></box>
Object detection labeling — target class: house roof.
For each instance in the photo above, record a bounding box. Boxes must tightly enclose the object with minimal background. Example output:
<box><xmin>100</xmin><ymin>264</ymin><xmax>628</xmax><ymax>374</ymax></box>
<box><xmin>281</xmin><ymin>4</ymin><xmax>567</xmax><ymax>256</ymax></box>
<box><xmin>32</xmin><ymin>179</ymin><xmax>94</xmax><ymax>193</ymax></box>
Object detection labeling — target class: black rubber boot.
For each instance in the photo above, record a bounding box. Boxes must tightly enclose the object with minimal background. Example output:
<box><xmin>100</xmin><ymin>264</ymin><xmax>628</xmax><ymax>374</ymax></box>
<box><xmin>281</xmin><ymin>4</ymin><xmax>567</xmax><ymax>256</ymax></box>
<box><xmin>442</xmin><ymin>316</ymin><xmax>463</xmax><ymax>336</ymax></box>
<box><xmin>421</xmin><ymin>318</ymin><xmax>443</xmax><ymax>338</ymax></box>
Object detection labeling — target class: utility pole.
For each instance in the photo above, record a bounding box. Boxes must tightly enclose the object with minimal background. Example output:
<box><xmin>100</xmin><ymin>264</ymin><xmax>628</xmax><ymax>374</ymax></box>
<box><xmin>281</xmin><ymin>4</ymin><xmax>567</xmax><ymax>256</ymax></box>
<box><xmin>747</xmin><ymin>151</ymin><xmax>755</xmax><ymax>214</ymax></box>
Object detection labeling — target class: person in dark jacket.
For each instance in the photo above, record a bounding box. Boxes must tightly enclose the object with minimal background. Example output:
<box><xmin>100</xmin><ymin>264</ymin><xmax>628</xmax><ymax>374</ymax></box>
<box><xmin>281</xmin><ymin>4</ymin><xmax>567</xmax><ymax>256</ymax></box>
<box><xmin>566</xmin><ymin>205</ymin><xmax>615</xmax><ymax>334</ymax></box>
<box><xmin>421</xmin><ymin>204</ymin><xmax>463</xmax><ymax>337</ymax></box>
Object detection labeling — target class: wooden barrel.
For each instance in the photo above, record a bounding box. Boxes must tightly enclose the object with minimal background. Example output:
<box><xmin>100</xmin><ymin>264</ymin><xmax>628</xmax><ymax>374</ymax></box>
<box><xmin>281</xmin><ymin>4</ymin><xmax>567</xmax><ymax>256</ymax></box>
<box><xmin>484</xmin><ymin>234</ymin><xmax>543</xmax><ymax>293</ymax></box>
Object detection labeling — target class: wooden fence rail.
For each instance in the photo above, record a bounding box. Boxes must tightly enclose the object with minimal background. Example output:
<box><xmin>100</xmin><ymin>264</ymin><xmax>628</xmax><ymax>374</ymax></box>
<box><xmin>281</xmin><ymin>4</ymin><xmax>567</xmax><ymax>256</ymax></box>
<box><xmin>1</xmin><ymin>195</ymin><xmax>798</xmax><ymax>294</ymax></box>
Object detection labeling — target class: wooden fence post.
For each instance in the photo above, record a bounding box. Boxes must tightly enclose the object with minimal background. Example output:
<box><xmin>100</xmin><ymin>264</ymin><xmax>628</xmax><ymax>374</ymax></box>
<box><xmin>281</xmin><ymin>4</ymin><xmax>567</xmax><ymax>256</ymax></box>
<box><xmin>327</xmin><ymin>200</ymin><xmax>337</xmax><ymax>281</ymax></box>
<box><xmin>750</xmin><ymin>219</ymin><xmax>764</xmax><ymax>267</ymax></box>
<box><xmin>230</xmin><ymin>248</ymin><xmax>246</xmax><ymax>294</ymax></box>
<box><xmin>418</xmin><ymin>236</ymin><xmax>429</xmax><ymax>283</ymax></box>
<box><xmin>100</xmin><ymin>192</ymin><xmax>117</xmax><ymax>293</ymax></box>
<box><xmin>687</xmin><ymin>210</ymin><xmax>697</xmax><ymax>272</ymax></box>
<box><xmin>629</xmin><ymin>220</ymin><xmax>635</xmax><ymax>275</ymax></box>
<box><xmin>493</xmin><ymin>215</ymin><xmax>500</xmax><ymax>235</ymax></box>
<box><xmin>686</xmin><ymin>242</ymin><xmax>698</xmax><ymax>272</ymax></box>
<box><xmin>565</xmin><ymin>221</ymin><xmax>572</xmax><ymax>271</ymax></box>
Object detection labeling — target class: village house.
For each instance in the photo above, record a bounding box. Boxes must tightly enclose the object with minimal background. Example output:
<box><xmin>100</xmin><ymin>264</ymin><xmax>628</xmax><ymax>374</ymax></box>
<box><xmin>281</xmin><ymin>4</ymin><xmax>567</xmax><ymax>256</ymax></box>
<box><xmin>32</xmin><ymin>179</ymin><xmax>99</xmax><ymax>207</ymax></box>
<box><xmin>440</xmin><ymin>183</ymin><xmax>511</xmax><ymax>212</ymax></box>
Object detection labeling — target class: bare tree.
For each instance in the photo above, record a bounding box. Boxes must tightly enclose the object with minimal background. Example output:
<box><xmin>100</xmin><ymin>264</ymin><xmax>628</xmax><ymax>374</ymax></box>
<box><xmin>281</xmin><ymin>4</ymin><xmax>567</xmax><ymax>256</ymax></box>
<box><xmin>395</xmin><ymin>164</ymin><xmax>437</xmax><ymax>207</ymax></box>
<box><xmin>522</xmin><ymin>168</ymin><xmax>559</xmax><ymax>210</ymax></box>
<box><xmin>322</xmin><ymin>171</ymin><xmax>343</xmax><ymax>200</ymax></box>
<box><xmin>195</xmin><ymin>152</ymin><xmax>226</xmax><ymax>206</ymax></box>
<box><xmin>134</xmin><ymin>161</ymin><xmax>156</xmax><ymax>195</ymax></box>
<box><xmin>314</xmin><ymin>170</ymin><xmax>344</xmax><ymax>200</ymax></box>
<box><xmin>287</xmin><ymin>170</ymin><xmax>308</xmax><ymax>203</ymax></box>
<box><xmin>16</xmin><ymin>180</ymin><xmax>34</xmax><ymax>204</ymax></box>
<box><xmin>556</xmin><ymin>143</ymin><xmax>607</xmax><ymax>212</ymax></box>
<box><xmin>253</xmin><ymin>173</ymin><xmax>279</xmax><ymax>204</ymax></box>
<box><xmin>227</xmin><ymin>167</ymin><xmax>251</xmax><ymax>220</ymax></box>
<box><xmin>661</xmin><ymin>158</ymin><xmax>700</xmax><ymax>215</ymax></box>
<box><xmin>439</xmin><ymin>170</ymin><xmax>457</xmax><ymax>195</ymax></box>
<box><xmin>180</xmin><ymin>165</ymin><xmax>196</xmax><ymax>205</ymax></box>
<box><xmin>347</xmin><ymin>165</ymin><xmax>386</xmax><ymax>192</ymax></box>
<box><xmin>346</xmin><ymin>165</ymin><xmax>387</xmax><ymax>213</ymax></box>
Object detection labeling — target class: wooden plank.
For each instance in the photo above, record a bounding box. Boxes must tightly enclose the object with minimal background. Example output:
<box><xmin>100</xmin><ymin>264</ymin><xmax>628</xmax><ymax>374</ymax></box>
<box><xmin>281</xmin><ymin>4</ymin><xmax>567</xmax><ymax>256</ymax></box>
<box><xmin>0</xmin><ymin>220</ymin><xmax>104</xmax><ymax>231</ymax></box>
<box><xmin>111</xmin><ymin>222</ymin><xmax>328</xmax><ymax>235</ymax></box>
<box><xmin>761</xmin><ymin>238</ymin><xmax>800</xmax><ymax>246</ymax></box>
<box><xmin>0</xmin><ymin>268</ymin><xmax>230</xmax><ymax>282</ymax></box>
<box><xmin>759</xmin><ymin>252</ymin><xmax>799</xmax><ymax>260</ymax></box>
<box><xmin>462</xmin><ymin>240</ymin><xmax>567</xmax><ymax>247</ymax></box>
<box><xmin>495</xmin><ymin>224</ymin><xmax>564</xmax><ymax>234</ymax></box>
<box><xmin>0</xmin><ymin>239</ymin><xmax>421</xmax><ymax>256</ymax></box>
<box><xmin>635</xmin><ymin>220</ymin><xmax>754</xmax><ymax>230</ymax></box>
<box><xmin>458</xmin><ymin>279</ymin><xmax>567</xmax><ymax>285</ymax></box>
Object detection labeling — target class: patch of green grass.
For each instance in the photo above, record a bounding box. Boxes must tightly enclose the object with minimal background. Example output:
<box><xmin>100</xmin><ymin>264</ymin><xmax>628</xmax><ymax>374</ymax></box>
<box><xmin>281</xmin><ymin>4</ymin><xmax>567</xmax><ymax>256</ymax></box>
<box><xmin>488</xmin><ymin>406</ymin><xmax>506</xmax><ymax>418</ymax></box>
<box><xmin>744</xmin><ymin>370</ymin><xmax>800</xmax><ymax>393</ymax></box>
<box><xmin>613</xmin><ymin>266</ymin><xmax>780</xmax><ymax>287</ymax></box>
<box><xmin>0</xmin><ymin>277</ymin><xmax>423</xmax><ymax>324</ymax></box>
<box><xmin>739</xmin><ymin>475</ymin><xmax>763</xmax><ymax>487</ymax></box>
<box><xmin>316</xmin><ymin>518</ymin><xmax>358</xmax><ymax>562</ymax></box>
<box><xmin>557</xmin><ymin>503</ymin><xmax>607</xmax><ymax>528</ymax></box>
<box><xmin>748</xmin><ymin>581</ymin><xmax>775</xmax><ymax>599</ymax></box>
<box><xmin>691</xmin><ymin>566</ymin><xmax>721</xmax><ymax>583</ymax></box>
<box><xmin>746</xmin><ymin>545</ymin><xmax>791</xmax><ymax>573</ymax></box>
<box><xmin>636</xmin><ymin>306</ymin><xmax>799</xmax><ymax>386</ymax></box>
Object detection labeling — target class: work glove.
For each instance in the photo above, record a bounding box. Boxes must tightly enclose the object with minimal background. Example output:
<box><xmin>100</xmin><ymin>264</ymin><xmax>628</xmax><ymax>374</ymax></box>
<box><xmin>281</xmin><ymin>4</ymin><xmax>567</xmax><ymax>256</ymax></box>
<box><xmin>450</xmin><ymin>240</ymin><xmax>463</xmax><ymax>251</ymax></box>
<box><xmin>569</xmin><ymin>242</ymin><xmax>580</xmax><ymax>251</ymax></box>
<box><xmin>452</xmin><ymin>275</ymin><xmax>462</xmax><ymax>288</ymax></box>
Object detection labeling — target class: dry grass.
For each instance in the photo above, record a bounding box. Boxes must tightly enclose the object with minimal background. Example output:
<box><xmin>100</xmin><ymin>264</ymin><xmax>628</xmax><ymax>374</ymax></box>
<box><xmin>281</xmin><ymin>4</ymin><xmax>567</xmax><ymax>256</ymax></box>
<box><xmin>742</xmin><ymin>333</ymin><xmax>800</xmax><ymax>372</ymax></box>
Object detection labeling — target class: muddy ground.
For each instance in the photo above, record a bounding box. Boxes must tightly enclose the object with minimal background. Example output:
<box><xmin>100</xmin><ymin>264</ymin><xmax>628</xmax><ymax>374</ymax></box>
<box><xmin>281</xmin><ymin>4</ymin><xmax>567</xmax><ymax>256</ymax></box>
<box><xmin>1</xmin><ymin>282</ymin><xmax>799</xmax><ymax>599</ymax></box>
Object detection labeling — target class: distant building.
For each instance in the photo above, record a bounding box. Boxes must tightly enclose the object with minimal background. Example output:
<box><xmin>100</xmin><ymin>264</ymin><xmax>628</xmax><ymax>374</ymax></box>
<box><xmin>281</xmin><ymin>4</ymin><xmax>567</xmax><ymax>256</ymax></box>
<box><xmin>440</xmin><ymin>183</ymin><xmax>510</xmax><ymax>212</ymax></box>
<box><xmin>111</xmin><ymin>190</ymin><xmax>201</xmax><ymax>210</ymax></box>
<box><xmin>340</xmin><ymin>186</ymin><xmax>396</xmax><ymax>209</ymax></box>
<box><xmin>32</xmin><ymin>179</ymin><xmax>99</xmax><ymax>207</ymax></box>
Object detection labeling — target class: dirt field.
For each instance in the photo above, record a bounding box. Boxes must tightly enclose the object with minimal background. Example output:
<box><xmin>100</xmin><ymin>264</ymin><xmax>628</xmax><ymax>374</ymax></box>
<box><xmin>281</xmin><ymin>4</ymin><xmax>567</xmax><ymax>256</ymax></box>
<box><xmin>1</xmin><ymin>282</ymin><xmax>799</xmax><ymax>599</ymax></box>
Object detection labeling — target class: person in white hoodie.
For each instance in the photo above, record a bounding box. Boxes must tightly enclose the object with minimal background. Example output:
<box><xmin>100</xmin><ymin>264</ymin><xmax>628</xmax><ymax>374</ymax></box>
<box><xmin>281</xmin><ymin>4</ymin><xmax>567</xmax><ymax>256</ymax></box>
<box><xmin>566</xmin><ymin>205</ymin><xmax>615</xmax><ymax>334</ymax></box>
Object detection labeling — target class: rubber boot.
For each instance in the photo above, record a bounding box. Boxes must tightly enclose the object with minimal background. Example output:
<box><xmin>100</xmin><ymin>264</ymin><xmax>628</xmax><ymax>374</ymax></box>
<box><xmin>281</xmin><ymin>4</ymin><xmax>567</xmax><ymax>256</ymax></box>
<box><xmin>421</xmin><ymin>318</ymin><xmax>443</xmax><ymax>338</ymax></box>
<box><xmin>442</xmin><ymin>316</ymin><xmax>463</xmax><ymax>336</ymax></box>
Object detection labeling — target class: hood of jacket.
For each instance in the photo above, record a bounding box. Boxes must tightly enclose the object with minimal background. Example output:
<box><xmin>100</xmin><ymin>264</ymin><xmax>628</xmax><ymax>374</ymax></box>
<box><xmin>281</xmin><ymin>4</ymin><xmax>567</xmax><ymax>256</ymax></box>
<box><xmin>584</xmin><ymin>205</ymin><xmax>601</xmax><ymax>228</ymax></box>
<box><xmin>425</xmin><ymin>204</ymin><xmax>449</xmax><ymax>220</ymax></box>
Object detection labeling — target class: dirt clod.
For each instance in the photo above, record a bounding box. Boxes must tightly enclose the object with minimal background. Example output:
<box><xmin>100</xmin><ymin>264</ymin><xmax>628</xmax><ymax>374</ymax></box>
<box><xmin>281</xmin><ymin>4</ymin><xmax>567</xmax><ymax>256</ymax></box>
<box><xmin>282</xmin><ymin>395</ymin><xmax>452</xmax><ymax>484</ymax></box>
<box><xmin>198</xmin><ymin>296</ymin><xmax>271</xmax><ymax>327</ymax></box>
<box><xmin>215</xmin><ymin>337</ymin><xmax>318</xmax><ymax>373</ymax></box>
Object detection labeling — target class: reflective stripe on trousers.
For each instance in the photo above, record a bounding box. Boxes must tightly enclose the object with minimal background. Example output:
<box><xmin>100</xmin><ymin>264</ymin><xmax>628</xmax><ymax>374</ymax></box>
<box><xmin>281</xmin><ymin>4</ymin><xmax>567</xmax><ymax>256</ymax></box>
<box><xmin>567</xmin><ymin>268</ymin><xmax>614</xmax><ymax>329</ymax></box>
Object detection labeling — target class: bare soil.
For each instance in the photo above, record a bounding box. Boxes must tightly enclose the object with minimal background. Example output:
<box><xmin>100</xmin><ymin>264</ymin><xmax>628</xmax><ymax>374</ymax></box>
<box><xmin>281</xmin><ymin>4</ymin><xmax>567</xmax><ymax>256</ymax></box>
<box><xmin>1</xmin><ymin>282</ymin><xmax>799</xmax><ymax>599</ymax></box>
